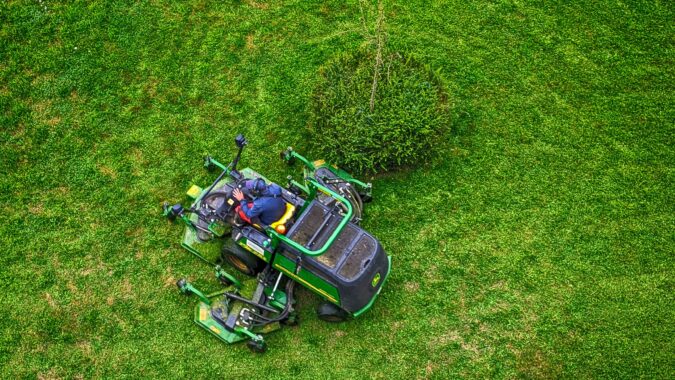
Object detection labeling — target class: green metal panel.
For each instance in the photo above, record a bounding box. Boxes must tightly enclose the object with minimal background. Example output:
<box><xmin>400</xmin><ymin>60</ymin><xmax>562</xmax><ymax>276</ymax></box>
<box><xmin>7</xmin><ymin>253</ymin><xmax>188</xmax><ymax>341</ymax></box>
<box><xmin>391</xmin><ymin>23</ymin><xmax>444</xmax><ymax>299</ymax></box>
<box><xmin>272</xmin><ymin>254</ymin><xmax>340</xmax><ymax>303</ymax></box>
<box><xmin>181</xmin><ymin>223</ymin><xmax>222</xmax><ymax>265</ymax></box>
<box><xmin>193</xmin><ymin>300</ymin><xmax>245</xmax><ymax>344</ymax></box>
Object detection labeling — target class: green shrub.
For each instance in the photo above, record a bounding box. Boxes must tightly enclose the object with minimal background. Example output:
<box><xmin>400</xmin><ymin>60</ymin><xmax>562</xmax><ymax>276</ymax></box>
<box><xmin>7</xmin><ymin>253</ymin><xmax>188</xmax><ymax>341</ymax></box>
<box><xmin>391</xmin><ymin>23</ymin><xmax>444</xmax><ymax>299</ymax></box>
<box><xmin>308</xmin><ymin>50</ymin><xmax>451</xmax><ymax>174</ymax></box>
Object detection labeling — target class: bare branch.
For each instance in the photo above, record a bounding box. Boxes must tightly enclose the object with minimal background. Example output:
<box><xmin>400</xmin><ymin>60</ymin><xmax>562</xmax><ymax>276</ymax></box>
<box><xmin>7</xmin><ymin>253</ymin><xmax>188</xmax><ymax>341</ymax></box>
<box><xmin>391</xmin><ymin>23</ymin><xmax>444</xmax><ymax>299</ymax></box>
<box><xmin>358</xmin><ymin>0</ymin><xmax>370</xmax><ymax>40</ymax></box>
<box><xmin>369</xmin><ymin>0</ymin><xmax>385</xmax><ymax>112</ymax></box>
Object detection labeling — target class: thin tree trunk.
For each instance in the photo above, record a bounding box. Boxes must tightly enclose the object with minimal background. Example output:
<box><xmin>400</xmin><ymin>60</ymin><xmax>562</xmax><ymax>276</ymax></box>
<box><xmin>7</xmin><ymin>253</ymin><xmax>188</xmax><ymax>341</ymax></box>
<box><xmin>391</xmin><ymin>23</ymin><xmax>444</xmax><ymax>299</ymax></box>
<box><xmin>369</xmin><ymin>1</ymin><xmax>385</xmax><ymax>112</ymax></box>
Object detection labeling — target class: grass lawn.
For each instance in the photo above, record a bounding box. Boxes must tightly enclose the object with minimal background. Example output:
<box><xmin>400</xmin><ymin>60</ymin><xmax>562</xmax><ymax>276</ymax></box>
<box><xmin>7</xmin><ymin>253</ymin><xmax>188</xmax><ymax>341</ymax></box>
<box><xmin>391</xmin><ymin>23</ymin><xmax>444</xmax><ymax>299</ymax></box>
<box><xmin>1</xmin><ymin>0</ymin><xmax>673</xmax><ymax>378</ymax></box>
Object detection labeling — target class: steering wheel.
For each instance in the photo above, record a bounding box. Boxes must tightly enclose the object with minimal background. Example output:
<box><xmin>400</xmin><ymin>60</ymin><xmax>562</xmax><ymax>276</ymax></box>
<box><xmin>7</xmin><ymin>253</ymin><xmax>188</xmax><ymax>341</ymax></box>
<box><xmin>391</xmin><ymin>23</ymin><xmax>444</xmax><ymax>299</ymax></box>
<box><xmin>199</xmin><ymin>178</ymin><xmax>248</xmax><ymax>221</ymax></box>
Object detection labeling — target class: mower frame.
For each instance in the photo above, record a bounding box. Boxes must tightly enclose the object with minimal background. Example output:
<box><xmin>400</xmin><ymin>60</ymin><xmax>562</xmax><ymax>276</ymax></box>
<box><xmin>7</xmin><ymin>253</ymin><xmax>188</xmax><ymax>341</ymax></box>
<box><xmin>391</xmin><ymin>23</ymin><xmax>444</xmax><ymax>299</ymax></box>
<box><xmin>165</xmin><ymin>136</ymin><xmax>391</xmax><ymax>352</ymax></box>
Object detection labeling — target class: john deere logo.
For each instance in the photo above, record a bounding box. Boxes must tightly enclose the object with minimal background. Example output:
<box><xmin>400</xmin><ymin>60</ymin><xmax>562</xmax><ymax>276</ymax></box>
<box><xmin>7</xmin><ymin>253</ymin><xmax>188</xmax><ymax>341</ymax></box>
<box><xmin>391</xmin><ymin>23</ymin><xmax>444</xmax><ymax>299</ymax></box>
<box><xmin>371</xmin><ymin>273</ymin><xmax>381</xmax><ymax>287</ymax></box>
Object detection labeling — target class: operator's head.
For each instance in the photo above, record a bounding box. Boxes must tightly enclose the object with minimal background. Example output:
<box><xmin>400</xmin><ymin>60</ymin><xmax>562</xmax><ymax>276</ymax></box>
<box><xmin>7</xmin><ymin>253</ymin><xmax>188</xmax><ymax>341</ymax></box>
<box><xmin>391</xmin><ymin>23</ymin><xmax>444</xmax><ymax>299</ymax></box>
<box><xmin>245</xmin><ymin>178</ymin><xmax>267</xmax><ymax>197</ymax></box>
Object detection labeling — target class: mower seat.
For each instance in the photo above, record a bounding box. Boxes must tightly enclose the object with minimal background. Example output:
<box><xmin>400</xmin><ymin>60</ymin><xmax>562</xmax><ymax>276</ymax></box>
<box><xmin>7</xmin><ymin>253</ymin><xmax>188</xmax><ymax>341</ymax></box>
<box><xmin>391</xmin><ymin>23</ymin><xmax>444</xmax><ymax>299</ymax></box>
<box><xmin>248</xmin><ymin>203</ymin><xmax>295</xmax><ymax>232</ymax></box>
<box><xmin>270</xmin><ymin>203</ymin><xmax>296</xmax><ymax>232</ymax></box>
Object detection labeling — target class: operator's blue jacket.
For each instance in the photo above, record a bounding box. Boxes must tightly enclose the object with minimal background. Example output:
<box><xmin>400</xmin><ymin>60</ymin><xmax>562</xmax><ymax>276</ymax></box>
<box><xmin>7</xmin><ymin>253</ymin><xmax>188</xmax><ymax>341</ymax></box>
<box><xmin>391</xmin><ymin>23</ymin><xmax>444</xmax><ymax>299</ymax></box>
<box><xmin>239</xmin><ymin>184</ymin><xmax>286</xmax><ymax>225</ymax></box>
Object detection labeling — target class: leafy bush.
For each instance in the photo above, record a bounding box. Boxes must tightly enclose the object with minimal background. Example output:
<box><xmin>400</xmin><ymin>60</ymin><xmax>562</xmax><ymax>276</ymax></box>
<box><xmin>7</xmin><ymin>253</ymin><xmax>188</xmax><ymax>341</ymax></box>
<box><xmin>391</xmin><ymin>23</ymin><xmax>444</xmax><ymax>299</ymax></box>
<box><xmin>308</xmin><ymin>50</ymin><xmax>451</xmax><ymax>173</ymax></box>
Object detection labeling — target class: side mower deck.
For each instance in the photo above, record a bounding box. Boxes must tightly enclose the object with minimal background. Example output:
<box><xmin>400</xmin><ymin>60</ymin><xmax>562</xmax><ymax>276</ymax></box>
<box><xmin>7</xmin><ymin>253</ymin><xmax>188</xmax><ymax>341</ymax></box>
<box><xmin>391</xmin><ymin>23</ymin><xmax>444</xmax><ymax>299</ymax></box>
<box><xmin>178</xmin><ymin>266</ymin><xmax>295</xmax><ymax>353</ymax></box>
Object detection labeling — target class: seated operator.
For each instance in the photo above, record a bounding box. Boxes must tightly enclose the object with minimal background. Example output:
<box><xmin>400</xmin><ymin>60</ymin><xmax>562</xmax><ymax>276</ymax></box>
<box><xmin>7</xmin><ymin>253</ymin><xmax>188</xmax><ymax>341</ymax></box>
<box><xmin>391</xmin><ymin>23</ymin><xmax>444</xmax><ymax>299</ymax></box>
<box><xmin>232</xmin><ymin>178</ymin><xmax>285</xmax><ymax>226</ymax></box>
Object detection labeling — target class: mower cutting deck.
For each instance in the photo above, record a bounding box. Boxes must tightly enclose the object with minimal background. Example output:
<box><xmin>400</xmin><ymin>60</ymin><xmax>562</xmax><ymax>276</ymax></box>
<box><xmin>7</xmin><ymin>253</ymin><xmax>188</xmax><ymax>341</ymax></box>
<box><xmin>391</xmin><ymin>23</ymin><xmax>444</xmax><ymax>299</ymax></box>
<box><xmin>164</xmin><ymin>134</ymin><xmax>391</xmax><ymax>353</ymax></box>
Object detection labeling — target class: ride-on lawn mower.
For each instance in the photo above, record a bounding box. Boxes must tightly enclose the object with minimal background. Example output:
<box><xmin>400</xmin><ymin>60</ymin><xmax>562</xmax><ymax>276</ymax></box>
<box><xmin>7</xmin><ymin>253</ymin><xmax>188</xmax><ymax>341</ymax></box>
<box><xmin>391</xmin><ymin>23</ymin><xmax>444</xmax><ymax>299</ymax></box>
<box><xmin>163</xmin><ymin>134</ymin><xmax>391</xmax><ymax>353</ymax></box>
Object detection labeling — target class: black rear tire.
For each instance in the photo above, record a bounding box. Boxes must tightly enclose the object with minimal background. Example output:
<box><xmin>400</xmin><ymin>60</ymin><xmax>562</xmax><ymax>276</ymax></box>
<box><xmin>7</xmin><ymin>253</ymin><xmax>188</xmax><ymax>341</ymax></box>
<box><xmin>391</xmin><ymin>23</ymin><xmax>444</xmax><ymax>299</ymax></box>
<box><xmin>317</xmin><ymin>302</ymin><xmax>349</xmax><ymax>323</ymax></box>
<box><xmin>221</xmin><ymin>239</ymin><xmax>264</xmax><ymax>276</ymax></box>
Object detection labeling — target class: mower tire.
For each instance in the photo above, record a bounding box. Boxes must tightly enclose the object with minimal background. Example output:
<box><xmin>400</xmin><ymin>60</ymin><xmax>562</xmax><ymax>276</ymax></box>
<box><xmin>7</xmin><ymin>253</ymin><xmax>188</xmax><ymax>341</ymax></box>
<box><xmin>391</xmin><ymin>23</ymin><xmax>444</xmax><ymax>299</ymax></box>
<box><xmin>176</xmin><ymin>279</ymin><xmax>192</xmax><ymax>295</ymax></box>
<box><xmin>247</xmin><ymin>339</ymin><xmax>267</xmax><ymax>354</ymax></box>
<box><xmin>280</xmin><ymin>148</ymin><xmax>296</xmax><ymax>165</ymax></box>
<box><xmin>203</xmin><ymin>155</ymin><xmax>216</xmax><ymax>172</ymax></box>
<box><xmin>317</xmin><ymin>302</ymin><xmax>349</xmax><ymax>323</ymax></box>
<box><xmin>221</xmin><ymin>239</ymin><xmax>264</xmax><ymax>276</ymax></box>
<box><xmin>281</xmin><ymin>313</ymin><xmax>299</xmax><ymax>327</ymax></box>
<box><xmin>163</xmin><ymin>202</ymin><xmax>176</xmax><ymax>221</ymax></box>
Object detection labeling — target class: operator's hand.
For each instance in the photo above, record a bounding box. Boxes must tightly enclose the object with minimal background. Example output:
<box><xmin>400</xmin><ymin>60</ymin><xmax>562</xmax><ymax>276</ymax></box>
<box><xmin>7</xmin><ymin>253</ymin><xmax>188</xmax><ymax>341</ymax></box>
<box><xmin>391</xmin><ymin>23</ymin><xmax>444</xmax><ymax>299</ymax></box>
<box><xmin>232</xmin><ymin>188</ymin><xmax>245</xmax><ymax>202</ymax></box>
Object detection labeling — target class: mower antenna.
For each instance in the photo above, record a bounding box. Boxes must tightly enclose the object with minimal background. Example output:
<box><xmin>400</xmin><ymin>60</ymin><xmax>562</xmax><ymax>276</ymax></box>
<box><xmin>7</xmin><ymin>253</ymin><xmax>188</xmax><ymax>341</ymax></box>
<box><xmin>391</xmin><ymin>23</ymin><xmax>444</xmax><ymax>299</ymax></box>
<box><xmin>192</xmin><ymin>135</ymin><xmax>247</xmax><ymax>210</ymax></box>
<box><xmin>231</xmin><ymin>134</ymin><xmax>248</xmax><ymax>171</ymax></box>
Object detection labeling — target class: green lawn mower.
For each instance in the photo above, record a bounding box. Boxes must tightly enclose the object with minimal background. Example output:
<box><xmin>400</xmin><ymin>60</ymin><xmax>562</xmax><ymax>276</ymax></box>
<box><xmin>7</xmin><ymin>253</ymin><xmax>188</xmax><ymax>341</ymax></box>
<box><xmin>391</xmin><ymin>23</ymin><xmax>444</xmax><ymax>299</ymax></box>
<box><xmin>164</xmin><ymin>134</ymin><xmax>391</xmax><ymax>353</ymax></box>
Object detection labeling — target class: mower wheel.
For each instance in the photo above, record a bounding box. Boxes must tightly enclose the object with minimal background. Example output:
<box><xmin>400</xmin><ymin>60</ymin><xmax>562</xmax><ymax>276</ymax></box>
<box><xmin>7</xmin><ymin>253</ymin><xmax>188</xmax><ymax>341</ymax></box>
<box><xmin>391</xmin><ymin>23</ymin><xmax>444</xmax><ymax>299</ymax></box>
<box><xmin>176</xmin><ymin>278</ymin><xmax>192</xmax><ymax>296</ymax></box>
<box><xmin>203</xmin><ymin>155</ymin><xmax>216</xmax><ymax>172</ymax></box>
<box><xmin>281</xmin><ymin>313</ymin><xmax>299</xmax><ymax>327</ymax></box>
<box><xmin>280</xmin><ymin>148</ymin><xmax>296</xmax><ymax>165</ymax></box>
<box><xmin>163</xmin><ymin>202</ymin><xmax>176</xmax><ymax>221</ymax></box>
<box><xmin>221</xmin><ymin>240</ymin><xmax>264</xmax><ymax>276</ymax></box>
<box><xmin>317</xmin><ymin>302</ymin><xmax>349</xmax><ymax>323</ymax></box>
<box><xmin>247</xmin><ymin>339</ymin><xmax>267</xmax><ymax>354</ymax></box>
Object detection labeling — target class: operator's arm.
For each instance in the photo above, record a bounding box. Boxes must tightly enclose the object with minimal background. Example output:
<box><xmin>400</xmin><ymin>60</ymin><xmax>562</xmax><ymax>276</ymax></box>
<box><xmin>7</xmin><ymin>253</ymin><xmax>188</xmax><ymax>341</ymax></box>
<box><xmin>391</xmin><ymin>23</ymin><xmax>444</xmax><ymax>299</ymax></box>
<box><xmin>239</xmin><ymin>200</ymin><xmax>264</xmax><ymax>219</ymax></box>
<box><xmin>233</xmin><ymin>188</ymin><xmax>264</xmax><ymax>220</ymax></box>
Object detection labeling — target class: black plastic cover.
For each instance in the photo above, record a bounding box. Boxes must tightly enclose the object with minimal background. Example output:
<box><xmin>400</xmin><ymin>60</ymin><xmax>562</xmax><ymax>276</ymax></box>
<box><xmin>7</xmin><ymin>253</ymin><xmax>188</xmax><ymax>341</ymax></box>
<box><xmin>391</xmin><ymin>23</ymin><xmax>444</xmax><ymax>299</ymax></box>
<box><xmin>282</xmin><ymin>200</ymin><xmax>389</xmax><ymax>313</ymax></box>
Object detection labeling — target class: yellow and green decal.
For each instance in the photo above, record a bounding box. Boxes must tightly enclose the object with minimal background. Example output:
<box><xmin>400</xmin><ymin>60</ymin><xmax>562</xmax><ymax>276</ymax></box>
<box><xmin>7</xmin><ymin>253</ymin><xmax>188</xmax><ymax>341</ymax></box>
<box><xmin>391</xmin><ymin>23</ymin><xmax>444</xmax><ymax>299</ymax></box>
<box><xmin>371</xmin><ymin>272</ymin><xmax>381</xmax><ymax>287</ymax></box>
<box><xmin>273</xmin><ymin>255</ymin><xmax>340</xmax><ymax>303</ymax></box>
